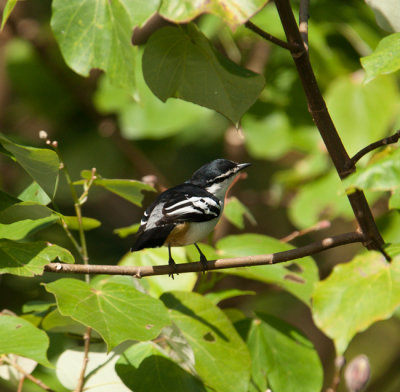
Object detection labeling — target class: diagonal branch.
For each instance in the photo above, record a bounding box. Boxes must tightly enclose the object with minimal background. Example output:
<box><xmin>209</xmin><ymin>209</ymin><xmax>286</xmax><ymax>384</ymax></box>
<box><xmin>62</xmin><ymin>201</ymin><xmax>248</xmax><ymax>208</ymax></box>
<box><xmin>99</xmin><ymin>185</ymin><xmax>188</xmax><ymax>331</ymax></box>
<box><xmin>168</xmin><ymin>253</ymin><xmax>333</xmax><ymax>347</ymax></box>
<box><xmin>44</xmin><ymin>232</ymin><xmax>366</xmax><ymax>278</ymax></box>
<box><xmin>299</xmin><ymin>0</ymin><xmax>310</xmax><ymax>50</ymax></box>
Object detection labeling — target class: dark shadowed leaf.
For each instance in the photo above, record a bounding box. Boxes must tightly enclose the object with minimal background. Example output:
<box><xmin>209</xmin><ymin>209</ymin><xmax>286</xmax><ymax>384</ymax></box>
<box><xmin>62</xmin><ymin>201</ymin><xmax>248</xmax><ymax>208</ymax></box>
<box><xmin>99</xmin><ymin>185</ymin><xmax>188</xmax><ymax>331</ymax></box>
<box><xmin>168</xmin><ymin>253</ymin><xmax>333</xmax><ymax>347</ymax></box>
<box><xmin>143</xmin><ymin>24</ymin><xmax>265</xmax><ymax>124</ymax></box>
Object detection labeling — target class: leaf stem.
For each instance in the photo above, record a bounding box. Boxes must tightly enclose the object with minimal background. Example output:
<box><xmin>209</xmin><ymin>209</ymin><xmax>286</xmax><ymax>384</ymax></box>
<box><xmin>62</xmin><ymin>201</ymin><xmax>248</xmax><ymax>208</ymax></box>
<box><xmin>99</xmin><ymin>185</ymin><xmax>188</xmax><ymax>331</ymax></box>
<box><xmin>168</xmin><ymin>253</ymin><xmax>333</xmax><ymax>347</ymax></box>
<box><xmin>74</xmin><ymin>327</ymin><xmax>92</xmax><ymax>392</ymax></box>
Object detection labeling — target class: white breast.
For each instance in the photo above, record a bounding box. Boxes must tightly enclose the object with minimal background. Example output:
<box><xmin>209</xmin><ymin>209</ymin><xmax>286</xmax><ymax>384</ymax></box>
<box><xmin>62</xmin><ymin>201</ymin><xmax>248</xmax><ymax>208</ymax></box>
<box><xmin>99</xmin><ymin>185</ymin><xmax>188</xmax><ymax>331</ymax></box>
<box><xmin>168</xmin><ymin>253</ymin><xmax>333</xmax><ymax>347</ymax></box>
<box><xmin>180</xmin><ymin>217</ymin><xmax>220</xmax><ymax>245</ymax></box>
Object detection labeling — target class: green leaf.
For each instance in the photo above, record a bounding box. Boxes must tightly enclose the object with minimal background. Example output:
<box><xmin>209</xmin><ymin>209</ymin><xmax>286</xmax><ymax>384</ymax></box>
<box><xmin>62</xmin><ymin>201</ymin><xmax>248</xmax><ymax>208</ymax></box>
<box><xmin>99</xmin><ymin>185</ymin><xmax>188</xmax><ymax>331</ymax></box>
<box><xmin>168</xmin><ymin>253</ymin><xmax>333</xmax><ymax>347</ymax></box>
<box><xmin>312</xmin><ymin>252</ymin><xmax>400</xmax><ymax>354</ymax></box>
<box><xmin>216</xmin><ymin>234</ymin><xmax>319</xmax><ymax>305</ymax></box>
<box><xmin>18</xmin><ymin>182</ymin><xmax>51</xmax><ymax>205</ymax></box>
<box><xmin>325</xmin><ymin>75</ymin><xmax>399</xmax><ymax>156</ymax></box>
<box><xmin>142</xmin><ymin>24</ymin><xmax>265</xmax><ymax>124</ymax></box>
<box><xmin>0</xmin><ymin>134</ymin><xmax>59</xmax><ymax>198</ymax></box>
<box><xmin>1</xmin><ymin>0</ymin><xmax>18</xmax><ymax>30</ymax></box>
<box><xmin>389</xmin><ymin>189</ymin><xmax>400</xmax><ymax>209</ymax></box>
<box><xmin>0</xmin><ymin>240</ymin><xmax>74</xmax><ymax>276</ymax></box>
<box><xmin>0</xmin><ymin>216</ymin><xmax>58</xmax><ymax>240</ymax></box>
<box><xmin>344</xmin><ymin>147</ymin><xmax>400</xmax><ymax>192</ymax></box>
<box><xmin>59</xmin><ymin>215</ymin><xmax>101</xmax><ymax>231</ymax></box>
<box><xmin>361</xmin><ymin>33</ymin><xmax>400</xmax><ymax>82</ymax></box>
<box><xmin>159</xmin><ymin>0</ymin><xmax>267</xmax><ymax>28</ymax></box>
<box><xmin>0</xmin><ymin>314</ymin><xmax>51</xmax><ymax>367</ymax></box>
<box><xmin>51</xmin><ymin>0</ymin><xmax>159</xmax><ymax>91</ymax></box>
<box><xmin>0</xmin><ymin>189</ymin><xmax>19</xmax><ymax>212</ymax></box>
<box><xmin>365</xmin><ymin>0</ymin><xmax>400</xmax><ymax>32</ymax></box>
<box><xmin>119</xmin><ymin>247</ymin><xmax>197</xmax><ymax>297</ymax></box>
<box><xmin>161</xmin><ymin>291</ymin><xmax>251</xmax><ymax>392</ymax></box>
<box><xmin>116</xmin><ymin>342</ymin><xmax>207</xmax><ymax>392</ymax></box>
<box><xmin>224</xmin><ymin>196</ymin><xmax>256</xmax><ymax>229</ymax></box>
<box><xmin>205</xmin><ymin>289</ymin><xmax>255</xmax><ymax>305</ymax></box>
<box><xmin>246</xmin><ymin>313</ymin><xmax>323</xmax><ymax>392</ymax></box>
<box><xmin>242</xmin><ymin>112</ymin><xmax>292</xmax><ymax>160</ymax></box>
<box><xmin>45</xmin><ymin>276</ymin><xmax>170</xmax><ymax>349</ymax></box>
<box><xmin>80</xmin><ymin>170</ymin><xmax>155</xmax><ymax>206</ymax></box>
<box><xmin>113</xmin><ymin>223</ymin><xmax>140</xmax><ymax>238</ymax></box>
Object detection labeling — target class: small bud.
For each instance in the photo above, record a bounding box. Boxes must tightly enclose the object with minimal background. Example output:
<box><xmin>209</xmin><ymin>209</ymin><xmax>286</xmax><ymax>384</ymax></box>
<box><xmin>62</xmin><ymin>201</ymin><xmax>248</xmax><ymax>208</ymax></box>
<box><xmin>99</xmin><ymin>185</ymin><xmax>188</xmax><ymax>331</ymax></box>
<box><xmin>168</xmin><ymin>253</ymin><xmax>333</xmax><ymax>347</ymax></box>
<box><xmin>51</xmin><ymin>140</ymin><xmax>58</xmax><ymax>148</ymax></box>
<box><xmin>39</xmin><ymin>130</ymin><xmax>48</xmax><ymax>139</ymax></box>
<box><xmin>46</xmin><ymin>140</ymin><xmax>51</xmax><ymax>145</ymax></box>
<box><xmin>345</xmin><ymin>354</ymin><xmax>370</xmax><ymax>392</ymax></box>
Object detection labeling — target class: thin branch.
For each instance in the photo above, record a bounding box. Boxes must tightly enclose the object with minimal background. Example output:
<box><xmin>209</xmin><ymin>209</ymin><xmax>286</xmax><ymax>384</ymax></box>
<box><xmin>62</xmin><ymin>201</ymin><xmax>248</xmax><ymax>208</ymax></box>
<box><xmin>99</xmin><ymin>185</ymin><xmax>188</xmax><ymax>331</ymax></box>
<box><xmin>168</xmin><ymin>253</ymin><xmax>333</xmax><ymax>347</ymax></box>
<box><xmin>2</xmin><ymin>356</ymin><xmax>55</xmax><ymax>392</ymax></box>
<box><xmin>299</xmin><ymin>0</ymin><xmax>310</xmax><ymax>50</ymax></box>
<box><xmin>346</xmin><ymin>130</ymin><xmax>400</xmax><ymax>169</ymax></box>
<box><xmin>75</xmin><ymin>327</ymin><xmax>92</xmax><ymax>392</ymax></box>
<box><xmin>245</xmin><ymin>21</ymin><xmax>296</xmax><ymax>51</ymax></box>
<box><xmin>326</xmin><ymin>356</ymin><xmax>345</xmax><ymax>392</ymax></box>
<box><xmin>280</xmin><ymin>220</ymin><xmax>331</xmax><ymax>243</ymax></box>
<box><xmin>44</xmin><ymin>232</ymin><xmax>366</xmax><ymax>278</ymax></box>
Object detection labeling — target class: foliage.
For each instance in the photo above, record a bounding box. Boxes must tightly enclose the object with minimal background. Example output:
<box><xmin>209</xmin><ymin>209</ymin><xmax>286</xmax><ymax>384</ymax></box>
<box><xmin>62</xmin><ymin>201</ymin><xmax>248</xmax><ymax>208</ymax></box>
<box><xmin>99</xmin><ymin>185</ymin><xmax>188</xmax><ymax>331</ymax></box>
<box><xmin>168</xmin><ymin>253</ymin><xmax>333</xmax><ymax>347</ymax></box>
<box><xmin>1</xmin><ymin>0</ymin><xmax>400</xmax><ymax>391</ymax></box>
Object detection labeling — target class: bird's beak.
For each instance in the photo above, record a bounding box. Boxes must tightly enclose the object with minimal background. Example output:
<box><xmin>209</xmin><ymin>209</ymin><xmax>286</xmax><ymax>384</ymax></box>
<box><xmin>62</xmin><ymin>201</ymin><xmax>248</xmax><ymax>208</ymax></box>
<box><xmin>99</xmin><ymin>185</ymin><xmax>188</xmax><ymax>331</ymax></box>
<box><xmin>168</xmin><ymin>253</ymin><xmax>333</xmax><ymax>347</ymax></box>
<box><xmin>237</xmin><ymin>162</ymin><xmax>252</xmax><ymax>171</ymax></box>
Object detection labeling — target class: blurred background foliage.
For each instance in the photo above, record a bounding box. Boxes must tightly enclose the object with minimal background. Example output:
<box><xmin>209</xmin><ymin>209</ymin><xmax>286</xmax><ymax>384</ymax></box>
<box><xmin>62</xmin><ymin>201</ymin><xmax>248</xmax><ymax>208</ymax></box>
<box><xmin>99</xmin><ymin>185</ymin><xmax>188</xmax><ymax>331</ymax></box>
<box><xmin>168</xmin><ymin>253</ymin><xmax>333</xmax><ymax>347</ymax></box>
<box><xmin>0</xmin><ymin>0</ymin><xmax>400</xmax><ymax>391</ymax></box>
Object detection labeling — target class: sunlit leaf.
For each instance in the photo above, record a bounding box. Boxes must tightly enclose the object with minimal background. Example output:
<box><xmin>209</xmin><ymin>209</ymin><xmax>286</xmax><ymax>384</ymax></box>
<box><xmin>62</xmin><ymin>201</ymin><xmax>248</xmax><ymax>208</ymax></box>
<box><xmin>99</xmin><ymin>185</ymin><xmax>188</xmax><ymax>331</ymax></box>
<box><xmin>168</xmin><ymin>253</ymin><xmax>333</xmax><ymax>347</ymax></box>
<box><xmin>0</xmin><ymin>240</ymin><xmax>74</xmax><ymax>276</ymax></box>
<box><xmin>143</xmin><ymin>24</ymin><xmax>265</xmax><ymax>124</ymax></box>
<box><xmin>205</xmin><ymin>289</ymin><xmax>255</xmax><ymax>305</ymax></box>
<box><xmin>116</xmin><ymin>342</ymin><xmax>206</xmax><ymax>392</ymax></box>
<box><xmin>1</xmin><ymin>0</ymin><xmax>18</xmax><ymax>30</ymax></box>
<box><xmin>365</xmin><ymin>0</ymin><xmax>400</xmax><ymax>32</ymax></box>
<box><xmin>114</xmin><ymin>223</ymin><xmax>140</xmax><ymax>238</ymax></box>
<box><xmin>45</xmin><ymin>276</ymin><xmax>170</xmax><ymax>349</ymax></box>
<box><xmin>161</xmin><ymin>291</ymin><xmax>251</xmax><ymax>392</ymax></box>
<box><xmin>160</xmin><ymin>0</ymin><xmax>267</xmax><ymax>28</ymax></box>
<box><xmin>0</xmin><ymin>216</ymin><xmax>58</xmax><ymax>240</ymax></box>
<box><xmin>361</xmin><ymin>33</ymin><xmax>400</xmax><ymax>82</ymax></box>
<box><xmin>18</xmin><ymin>182</ymin><xmax>51</xmax><ymax>205</ymax></box>
<box><xmin>245</xmin><ymin>313</ymin><xmax>323</xmax><ymax>392</ymax></box>
<box><xmin>0</xmin><ymin>134</ymin><xmax>59</xmax><ymax>198</ymax></box>
<box><xmin>0</xmin><ymin>314</ymin><xmax>51</xmax><ymax>367</ymax></box>
<box><xmin>224</xmin><ymin>196</ymin><xmax>256</xmax><ymax>229</ymax></box>
<box><xmin>312</xmin><ymin>252</ymin><xmax>400</xmax><ymax>354</ymax></box>
<box><xmin>215</xmin><ymin>234</ymin><xmax>319</xmax><ymax>305</ymax></box>
<box><xmin>51</xmin><ymin>0</ymin><xmax>160</xmax><ymax>91</ymax></box>
<box><xmin>59</xmin><ymin>215</ymin><xmax>101</xmax><ymax>231</ymax></box>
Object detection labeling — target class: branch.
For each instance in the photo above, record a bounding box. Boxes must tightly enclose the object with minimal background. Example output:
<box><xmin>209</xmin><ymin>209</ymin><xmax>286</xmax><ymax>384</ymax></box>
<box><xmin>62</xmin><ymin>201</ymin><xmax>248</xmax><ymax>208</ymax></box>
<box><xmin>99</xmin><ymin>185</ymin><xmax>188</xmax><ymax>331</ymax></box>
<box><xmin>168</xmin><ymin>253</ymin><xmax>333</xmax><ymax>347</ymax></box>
<box><xmin>44</xmin><ymin>232</ymin><xmax>365</xmax><ymax>277</ymax></box>
<box><xmin>346</xmin><ymin>130</ymin><xmax>400</xmax><ymax>169</ymax></box>
<box><xmin>245</xmin><ymin>21</ymin><xmax>296</xmax><ymax>51</ymax></box>
<box><xmin>75</xmin><ymin>327</ymin><xmax>92</xmax><ymax>392</ymax></box>
<box><xmin>299</xmin><ymin>0</ymin><xmax>310</xmax><ymax>50</ymax></box>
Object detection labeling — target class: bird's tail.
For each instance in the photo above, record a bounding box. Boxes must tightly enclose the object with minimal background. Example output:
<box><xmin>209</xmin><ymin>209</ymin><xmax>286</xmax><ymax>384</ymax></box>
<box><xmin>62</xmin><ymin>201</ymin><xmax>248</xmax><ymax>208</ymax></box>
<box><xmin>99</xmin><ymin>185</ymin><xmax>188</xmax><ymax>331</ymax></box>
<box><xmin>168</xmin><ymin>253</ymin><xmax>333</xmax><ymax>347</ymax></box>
<box><xmin>131</xmin><ymin>225</ymin><xmax>175</xmax><ymax>251</ymax></box>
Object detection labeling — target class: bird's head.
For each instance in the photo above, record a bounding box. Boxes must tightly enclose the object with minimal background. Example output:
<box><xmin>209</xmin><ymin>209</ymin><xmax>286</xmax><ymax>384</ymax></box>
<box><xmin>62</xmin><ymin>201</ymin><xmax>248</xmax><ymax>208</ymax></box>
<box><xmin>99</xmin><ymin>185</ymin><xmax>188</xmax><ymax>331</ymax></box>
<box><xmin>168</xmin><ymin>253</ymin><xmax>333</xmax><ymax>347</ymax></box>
<box><xmin>189</xmin><ymin>159</ymin><xmax>251</xmax><ymax>199</ymax></box>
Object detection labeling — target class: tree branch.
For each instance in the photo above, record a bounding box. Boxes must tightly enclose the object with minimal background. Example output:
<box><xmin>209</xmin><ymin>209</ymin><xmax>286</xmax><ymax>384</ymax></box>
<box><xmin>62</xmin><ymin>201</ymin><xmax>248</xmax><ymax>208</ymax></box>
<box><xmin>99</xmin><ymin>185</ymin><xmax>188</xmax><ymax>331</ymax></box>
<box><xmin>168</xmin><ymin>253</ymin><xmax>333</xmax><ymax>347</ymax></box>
<box><xmin>44</xmin><ymin>232</ymin><xmax>365</xmax><ymax>278</ymax></box>
<box><xmin>75</xmin><ymin>327</ymin><xmax>92</xmax><ymax>392</ymax></box>
<box><xmin>346</xmin><ymin>130</ymin><xmax>400</xmax><ymax>169</ymax></box>
<box><xmin>299</xmin><ymin>0</ymin><xmax>310</xmax><ymax>50</ymax></box>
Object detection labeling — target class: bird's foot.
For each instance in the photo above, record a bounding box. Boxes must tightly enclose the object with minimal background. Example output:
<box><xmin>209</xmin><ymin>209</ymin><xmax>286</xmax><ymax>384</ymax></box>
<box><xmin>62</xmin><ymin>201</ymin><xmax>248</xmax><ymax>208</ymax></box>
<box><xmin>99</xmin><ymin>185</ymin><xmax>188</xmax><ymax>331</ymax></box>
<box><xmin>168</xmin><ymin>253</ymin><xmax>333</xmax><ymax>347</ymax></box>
<box><xmin>200</xmin><ymin>254</ymin><xmax>208</xmax><ymax>274</ymax></box>
<box><xmin>168</xmin><ymin>257</ymin><xmax>178</xmax><ymax>279</ymax></box>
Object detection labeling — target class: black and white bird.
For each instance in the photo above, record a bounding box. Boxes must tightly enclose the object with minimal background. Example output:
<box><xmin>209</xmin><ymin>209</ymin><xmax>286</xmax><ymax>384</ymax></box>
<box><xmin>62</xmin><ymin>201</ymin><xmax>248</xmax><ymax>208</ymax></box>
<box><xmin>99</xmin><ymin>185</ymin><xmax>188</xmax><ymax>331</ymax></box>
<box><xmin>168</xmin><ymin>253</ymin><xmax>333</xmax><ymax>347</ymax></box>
<box><xmin>131</xmin><ymin>159</ymin><xmax>251</xmax><ymax>277</ymax></box>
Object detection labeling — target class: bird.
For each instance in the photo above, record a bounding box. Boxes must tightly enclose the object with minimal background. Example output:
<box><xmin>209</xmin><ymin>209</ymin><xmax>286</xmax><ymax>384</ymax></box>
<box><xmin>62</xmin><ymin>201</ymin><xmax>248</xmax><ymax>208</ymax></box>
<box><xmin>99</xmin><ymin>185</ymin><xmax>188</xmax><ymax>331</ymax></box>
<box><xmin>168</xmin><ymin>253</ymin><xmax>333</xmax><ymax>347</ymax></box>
<box><xmin>131</xmin><ymin>159</ymin><xmax>251</xmax><ymax>277</ymax></box>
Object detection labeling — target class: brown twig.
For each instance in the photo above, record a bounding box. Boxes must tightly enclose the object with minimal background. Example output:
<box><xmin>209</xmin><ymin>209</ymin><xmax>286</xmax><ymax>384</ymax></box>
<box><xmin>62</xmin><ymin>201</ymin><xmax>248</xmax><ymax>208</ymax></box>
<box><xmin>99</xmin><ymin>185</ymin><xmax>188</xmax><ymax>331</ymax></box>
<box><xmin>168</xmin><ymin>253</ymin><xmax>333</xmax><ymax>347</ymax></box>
<box><xmin>280</xmin><ymin>220</ymin><xmax>331</xmax><ymax>243</ymax></box>
<box><xmin>44</xmin><ymin>231</ymin><xmax>365</xmax><ymax>277</ymax></box>
<box><xmin>299</xmin><ymin>0</ymin><xmax>310</xmax><ymax>50</ymax></box>
<box><xmin>75</xmin><ymin>327</ymin><xmax>92</xmax><ymax>392</ymax></box>
<box><xmin>346</xmin><ymin>130</ymin><xmax>400</xmax><ymax>169</ymax></box>
<box><xmin>2</xmin><ymin>356</ymin><xmax>55</xmax><ymax>392</ymax></box>
<box><xmin>245</xmin><ymin>21</ymin><xmax>296</xmax><ymax>51</ymax></box>
<box><xmin>326</xmin><ymin>356</ymin><xmax>345</xmax><ymax>392</ymax></box>
<box><xmin>250</xmin><ymin>0</ymin><xmax>386</xmax><ymax>256</ymax></box>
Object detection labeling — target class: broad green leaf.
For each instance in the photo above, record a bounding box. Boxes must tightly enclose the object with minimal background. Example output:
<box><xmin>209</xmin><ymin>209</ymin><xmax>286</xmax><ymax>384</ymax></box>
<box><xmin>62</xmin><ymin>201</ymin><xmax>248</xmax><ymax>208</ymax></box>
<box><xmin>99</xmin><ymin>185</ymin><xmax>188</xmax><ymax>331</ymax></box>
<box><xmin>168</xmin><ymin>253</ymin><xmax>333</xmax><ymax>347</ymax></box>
<box><xmin>18</xmin><ymin>182</ymin><xmax>51</xmax><ymax>205</ymax></box>
<box><xmin>0</xmin><ymin>134</ymin><xmax>59</xmax><ymax>198</ymax></box>
<box><xmin>45</xmin><ymin>277</ymin><xmax>170</xmax><ymax>349</ymax></box>
<box><xmin>59</xmin><ymin>215</ymin><xmax>101</xmax><ymax>231</ymax></box>
<box><xmin>119</xmin><ymin>247</ymin><xmax>197</xmax><ymax>297</ymax></box>
<box><xmin>142</xmin><ymin>24</ymin><xmax>265</xmax><ymax>124</ymax></box>
<box><xmin>114</xmin><ymin>223</ymin><xmax>140</xmax><ymax>238</ymax></box>
<box><xmin>361</xmin><ymin>33</ymin><xmax>400</xmax><ymax>82</ymax></box>
<box><xmin>312</xmin><ymin>252</ymin><xmax>400</xmax><ymax>354</ymax></box>
<box><xmin>94</xmin><ymin>61</ymin><xmax>212</xmax><ymax>140</ymax></box>
<box><xmin>22</xmin><ymin>301</ymin><xmax>55</xmax><ymax>314</ymax></box>
<box><xmin>242</xmin><ymin>112</ymin><xmax>292</xmax><ymax>160</ymax></box>
<box><xmin>389</xmin><ymin>189</ymin><xmax>400</xmax><ymax>209</ymax></box>
<box><xmin>224</xmin><ymin>196</ymin><xmax>256</xmax><ymax>229</ymax></box>
<box><xmin>80</xmin><ymin>170</ymin><xmax>155</xmax><ymax>206</ymax></box>
<box><xmin>325</xmin><ymin>75</ymin><xmax>399</xmax><ymax>156</ymax></box>
<box><xmin>0</xmin><ymin>216</ymin><xmax>58</xmax><ymax>240</ymax></box>
<box><xmin>1</xmin><ymin>0</ymin><xmax>18</xmax><ymax>30</ymax></box>
<box><xmin>42</xmin><ymin>309</ymin><xmax>92</xmax><ymax>336</ymax></box>
<box><xmin>161</xmin><ymin>291</ymin><xmax>251</xmax><ymax>392</ymax></box>
<box><xmin>0</xmin><ymin>240</ymin><xmax>74</xmax><ymax>276</ymax></box>
<box><xmin>56</xmin><ymin>343</ymin><xmax>130</xmax><ymax>392</ymax></box>
<box><xmin>365</xmin><ymin>0</ymin><xmax>400</xmax><ymax>32</ymax></box>
<box><xmin>289</xmin><ymin>170</ymin><xmax>353</xmax><ymax>228</ymax></box>
<box><xmin>160</xmin><ymin>0</ymin><xmax>267</xmax><ymax>28</ymax></box>
<box><xmin>51</xmin><ymin>0</ymin><xmax>159</xmax><ymax>91</ymax></box>
<box><xmin>0</xmin><ymin>314</ymin><xmax>51</xmax><ymax>367</ymax></box>
<box><xmin>0</xmin><ymin>189</ymin><xmax>19</xmax><ymax>212</ymax></box>
<box><xmin>116</xmin><ymin>342</ymin><xmax>206</xmax><ymax>392</ymax></box>
<box><xmin>205</xmin><ymin>289</ymin><xmax>255</xmax><ymax>305</ymax></box>
<box><xmin>216</xmin><ymin>234</ymin><xmax>319</xmax><ymax>305</ymax></box>
<box><xmin>246</xmin><ymin>313</ymin><xmax>323</xmax><ymax>392</ymax></box>
<box><xmin>344</xmin><ymin>147</ymin><xmax>400</xmax><ymax>192</ymax></box>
